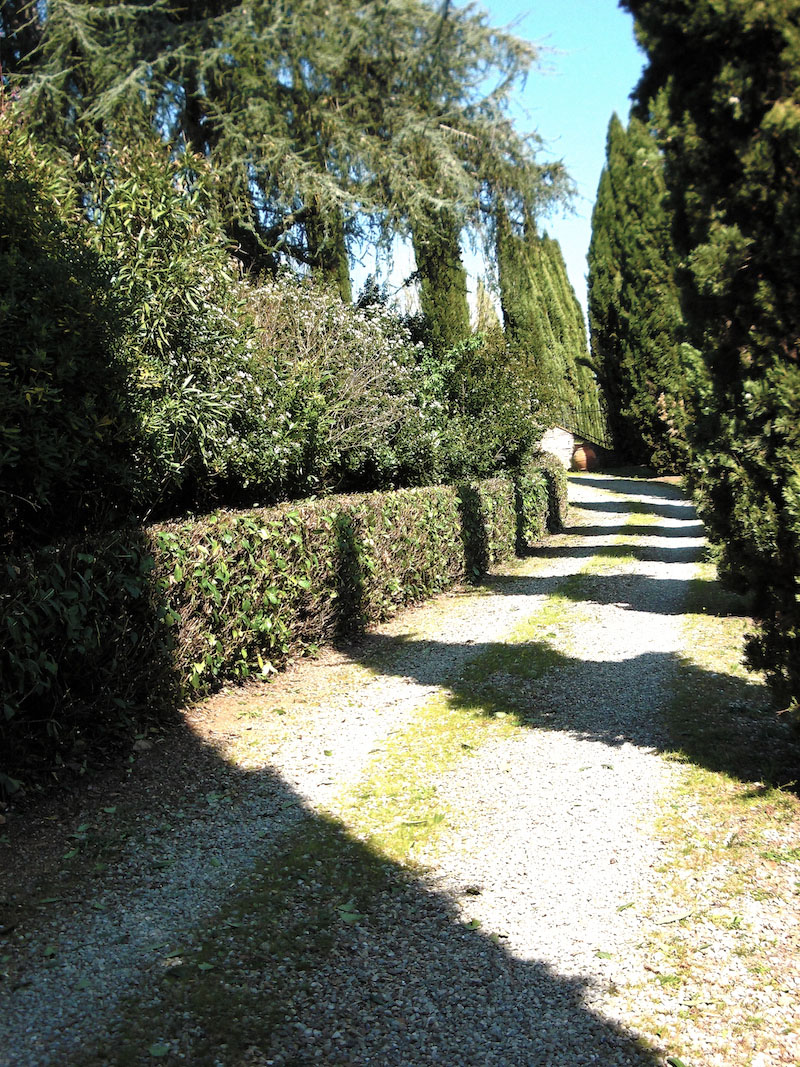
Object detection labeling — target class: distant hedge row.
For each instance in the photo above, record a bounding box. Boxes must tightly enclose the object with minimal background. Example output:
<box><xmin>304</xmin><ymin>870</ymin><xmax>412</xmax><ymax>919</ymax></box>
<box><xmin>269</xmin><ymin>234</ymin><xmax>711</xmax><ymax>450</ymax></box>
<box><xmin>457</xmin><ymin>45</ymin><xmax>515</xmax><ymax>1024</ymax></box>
<box><xmin>0</xmin><ymin>456</ymin><xmax>567</xmax><ymax>792</ymax></box>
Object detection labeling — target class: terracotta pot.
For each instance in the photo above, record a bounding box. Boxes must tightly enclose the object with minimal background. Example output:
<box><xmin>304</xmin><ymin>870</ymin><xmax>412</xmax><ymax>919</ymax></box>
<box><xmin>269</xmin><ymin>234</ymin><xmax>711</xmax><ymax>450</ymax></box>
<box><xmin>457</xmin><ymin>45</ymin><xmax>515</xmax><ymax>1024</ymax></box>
<box><xmin>572</xmin><ymin>444</ymin><xmax>598</xmax><ymax>471</ymax></box>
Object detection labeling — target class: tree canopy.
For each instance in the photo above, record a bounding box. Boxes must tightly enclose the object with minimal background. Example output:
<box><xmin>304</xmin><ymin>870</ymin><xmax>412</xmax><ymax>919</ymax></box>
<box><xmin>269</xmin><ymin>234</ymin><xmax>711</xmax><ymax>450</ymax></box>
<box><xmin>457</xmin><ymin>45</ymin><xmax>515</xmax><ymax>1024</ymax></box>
<box><xmin>7</xmin><ymin>0</ymin><xmax>569</xmax><ymax>297</ymax></box>
<box><xmin>621</xmin><ymin>0</ymin><xmax>800</xmax><ymax>711</ymax></box>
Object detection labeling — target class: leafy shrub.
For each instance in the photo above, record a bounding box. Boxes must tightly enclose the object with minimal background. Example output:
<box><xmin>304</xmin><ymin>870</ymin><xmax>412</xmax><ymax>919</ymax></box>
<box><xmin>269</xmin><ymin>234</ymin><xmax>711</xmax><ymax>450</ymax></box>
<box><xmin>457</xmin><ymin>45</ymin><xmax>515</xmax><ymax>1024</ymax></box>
<box><xmin>526</xmin><ymin>452</ymin><xmax>569</xmax><ymax>532</ymax></box>
<box><xmin>79</xmin><ymin>136</ymin><xmax>257</xmax><ymax>514</ymax></box>
<box><xmin>0</xmin><ymin>533</ymin><xmax>177</xmax><ymax>790</ymax></box>
<box><xmin>0</xmin><ymin>115</ymin><xmax>134</xmax><ymax>546</ymax></box>
<box><xmin>240</xmin><ymin>276</ymin><xmax>442</xmax><ymax>497</ymax></box>
<box><xmin>419</xmin><ymin>329</ymin><xmax>545</xmax><ymax>481</ymax></box>
<box><xmin>153</xmin><ymin>478</ymin><xmax>517</xmax><ymax>695</ymax></box>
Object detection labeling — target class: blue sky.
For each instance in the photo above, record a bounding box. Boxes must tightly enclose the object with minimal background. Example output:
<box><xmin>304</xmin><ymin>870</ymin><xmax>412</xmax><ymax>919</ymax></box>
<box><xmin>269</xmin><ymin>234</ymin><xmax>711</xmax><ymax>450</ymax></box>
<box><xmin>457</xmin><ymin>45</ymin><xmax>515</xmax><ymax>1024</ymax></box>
<box><xmin>482</xmin><ymin>0</ymin><xmax>645</xmax><ymax>312</ymax></box>
<box><xmin>357</xmin><ymin>2</ymin><xmax>645</xmax><ymax>318</ymax></box>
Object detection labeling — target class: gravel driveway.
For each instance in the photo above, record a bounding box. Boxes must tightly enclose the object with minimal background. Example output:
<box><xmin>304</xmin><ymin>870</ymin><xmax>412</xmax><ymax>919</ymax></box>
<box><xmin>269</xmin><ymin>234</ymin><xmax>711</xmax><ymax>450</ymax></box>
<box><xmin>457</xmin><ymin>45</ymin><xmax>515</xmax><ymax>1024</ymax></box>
<box><xmin>0</xmin><ymin>474</ymin><xmax>722</xmax><ymax>1066</ymax></box>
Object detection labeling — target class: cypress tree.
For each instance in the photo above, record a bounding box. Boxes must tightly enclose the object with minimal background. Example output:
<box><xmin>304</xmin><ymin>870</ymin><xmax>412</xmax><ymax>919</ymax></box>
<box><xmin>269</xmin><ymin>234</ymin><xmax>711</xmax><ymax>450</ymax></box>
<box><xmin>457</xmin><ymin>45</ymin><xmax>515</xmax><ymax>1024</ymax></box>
<box><xmin>622</xmin><ymin>0</ymin><xmax>800</xmax><ymax>711</ymax></box>
<box><xmin>497</xmin><ymin>209</ymin><xmax>608</xmax><ymax>444</ymax></box>
<box><xmin>587</xmin><ymin>109</ymin><xmax>690</xmax><ymax>471</ymax></box>
<box><xmin>411</xmin><ymin>211</ymin><xmax>471</xmax><ymax>354</ymax></box>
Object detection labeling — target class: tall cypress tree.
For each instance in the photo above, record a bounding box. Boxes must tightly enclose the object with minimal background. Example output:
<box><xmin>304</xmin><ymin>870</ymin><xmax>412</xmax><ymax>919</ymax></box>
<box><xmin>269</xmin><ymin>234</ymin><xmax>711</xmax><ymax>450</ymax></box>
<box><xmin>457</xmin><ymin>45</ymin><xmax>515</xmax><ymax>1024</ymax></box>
<box><xmin>621</xmin><ymin>0</ymin><xmax>800</xmax><ymax>711</ymax></box>
<box><xmin>411</xmin><ymin>211</ymin><xmax>471</xmax><ymax>354</ymax></box>
<box><xmin>587</xmin><ymin>109</ymin><xmax>691</xmax><ymax>471</ymax></box>
<box><xmin>497</xmin><ymin>209</ymin><xmax>608</xmax><ymax>444</ymax></box>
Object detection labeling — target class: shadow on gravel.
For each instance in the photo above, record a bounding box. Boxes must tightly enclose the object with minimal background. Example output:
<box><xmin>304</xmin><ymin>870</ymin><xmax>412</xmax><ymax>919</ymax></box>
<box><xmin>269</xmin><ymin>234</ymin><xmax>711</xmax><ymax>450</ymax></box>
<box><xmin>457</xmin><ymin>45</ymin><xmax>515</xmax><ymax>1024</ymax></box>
<box><xmin>142</xmin><ymin>810</ymin><xmax>666</xmax><ymax>1067</ymax></box>
<box><xmin>494</xmin><ymin>571</ymin><xmax>750</xmax><ymax>623</ymax></box>
<box><xmin>565</xmin><ymin>522</ymin><xmax>706</xmax><ymax>539</ymax></box>
<box><xmin>479</xmin><ymin>571</ymin><xmax>743</xmax><ymax>617</ymax></box>
<box><xmin>575</xmin><ymin>475</ymin><xmax>684</xmax><ymax>499</ymax></box>
<box><xmin>350</xmin><ymin>631</ymin><xmax>799</xmax><ymax>792</ymax></box>
<box><xmin>575</xmin><ymin>498</ymin><xmax>695</xmax><ymax>521</ymax></box>
<box><xmin>529</xmin><ymin>542</ymin><xmax>704</xmax><ymax>565</ymax></box>
<box><xmin>1</xmin><ymin>721</ymin><xmax>666</xmax><ymax>1067</ymax></box>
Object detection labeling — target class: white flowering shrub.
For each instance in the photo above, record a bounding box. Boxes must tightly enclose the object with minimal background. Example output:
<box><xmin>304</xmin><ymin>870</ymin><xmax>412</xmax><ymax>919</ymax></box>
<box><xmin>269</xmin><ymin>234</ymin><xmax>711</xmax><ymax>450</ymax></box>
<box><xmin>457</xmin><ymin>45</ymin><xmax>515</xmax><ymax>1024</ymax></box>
<box><xmin>239</xmin><ymin>275</ymin><xmax>444</xmax><ymax>495</ymax></box>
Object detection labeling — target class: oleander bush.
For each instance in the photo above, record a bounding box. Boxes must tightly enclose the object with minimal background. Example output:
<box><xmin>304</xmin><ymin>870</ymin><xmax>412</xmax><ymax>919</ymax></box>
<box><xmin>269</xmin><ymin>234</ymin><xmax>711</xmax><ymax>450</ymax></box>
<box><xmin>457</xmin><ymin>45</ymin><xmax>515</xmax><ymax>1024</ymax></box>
<box><xmin>0</xmin><ymin>118</ymin><xmax>135</xmax><ymax>548</ymax></box>
<box><xmin>238</xmin><ymin>276</ymin><xmax>442</xmax><ymax>497</ymax></box>
<box><xmin>78</xmin><ymin>137</ymin><xmax>258</xmax><ymax>515</ymax></box>
<box><xmin>1</xmin><ymin>465</ymin><xmax>560</xmax><ymax>791</ymax></box>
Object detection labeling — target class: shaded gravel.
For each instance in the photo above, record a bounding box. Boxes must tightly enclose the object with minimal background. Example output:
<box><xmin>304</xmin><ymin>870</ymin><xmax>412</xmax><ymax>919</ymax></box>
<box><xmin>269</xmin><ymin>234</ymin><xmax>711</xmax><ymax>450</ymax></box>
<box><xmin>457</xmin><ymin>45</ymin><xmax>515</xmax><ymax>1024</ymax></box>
<box><xmin>0</xmin><ymin>474</ymin><xmax>706</xmax><ymax>1066</ymax></box>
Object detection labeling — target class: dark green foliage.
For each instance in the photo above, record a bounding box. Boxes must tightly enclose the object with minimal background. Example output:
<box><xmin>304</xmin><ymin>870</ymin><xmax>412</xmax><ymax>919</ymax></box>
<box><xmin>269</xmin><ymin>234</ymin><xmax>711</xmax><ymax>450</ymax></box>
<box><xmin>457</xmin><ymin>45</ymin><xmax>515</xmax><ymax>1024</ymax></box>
<box><xmin>412</xmin><ymin>212</ymin><xmax>471</xmax><ymax>355</ymax></box>
<box><xmin>519</xmin><ymin>452</ymin><xmax>569</xmax><ymax>537</ymax></box>
<box><xmin>77</xmin><ymin>136</ymin><xmax>257</xmax><ymax>515</ymax></box>
<box><xmin>587</xmin><ymin>110</ymin><xmax>693</xmax><ymax>472</ymax></box>
<box><xmin>0</xmin><ymin>472</ymin><xmax>559</xmax><ymax>788</ymax></box>
<box><xmin>0</xmin><ymin>119</ymin><xmax>134</xmax><ymax>546</ymax></box>
<box><xmin>154</xmin><ymin>477</ymin><xmax>526</xmax><ymax>698</ymax></box>
<box><xmin>622</xmin><ymin>0</ymin><xmax>800</xmax><ymax>710</ymax></box>
<box><xmin>428</xmin><ymin>330</ymin><xmax>545</xmax><ymax>481</ymax></box>
<box><xmin>456</xmin><ymin>479</ymin><xmax>517</xmax><ymax>577</ymax></box>
<box><xmin>0</xmin><ymin>533</ymin><xmax>178</xmax><ymax>790</ymax></box>
<box><xmin>496</xmin><ymin>212</ymin><xmax>610</xmax><ymax>446</ymax></box>
<box><xmin>241</xmin><ymin>276</ymin><xmax>441</xmax><ymax>498</ymax></box>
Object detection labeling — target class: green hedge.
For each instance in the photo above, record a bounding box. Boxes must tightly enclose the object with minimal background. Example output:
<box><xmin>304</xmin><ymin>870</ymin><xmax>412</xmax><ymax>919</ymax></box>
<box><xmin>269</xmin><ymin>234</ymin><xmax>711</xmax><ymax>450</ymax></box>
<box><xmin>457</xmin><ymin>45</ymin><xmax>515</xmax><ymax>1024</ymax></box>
<box><xmin>529</xmin><ymin>452</ymin><xmax>569</xmax><ymax>532</ymax></box>
<box><xmin>1</xmin><ymin>461</ymin><xmax>567</xmax><ymax>792</ymax></box>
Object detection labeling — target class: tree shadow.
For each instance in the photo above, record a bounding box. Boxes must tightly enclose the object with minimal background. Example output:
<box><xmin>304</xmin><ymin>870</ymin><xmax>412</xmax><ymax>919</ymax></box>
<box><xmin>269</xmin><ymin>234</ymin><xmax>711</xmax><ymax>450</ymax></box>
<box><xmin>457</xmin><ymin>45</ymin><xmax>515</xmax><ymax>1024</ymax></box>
<box><xmin>531</xmin><ymin>542</ymin><xmax>704</xmax><ymax>565</ymax></box>
<box><xmin>4</xmin><ymin>472</ymin><xmax>792</xmax><ymax>1064</ymax></box>
<box><xmin>333</xmin><ymin>510</ymin><xmax>367</xmax><ymax>634</ymax></box>
<box><xmin>565</xmin><ymin>522</ymin><xmax>706</xmax><ymax>539</ymax></box>
<box><xmin>477</xmin><ymin>570</ymin><xmax>740</xmax><ymax>618</ymax></box>
<box><xmin>574</xmin><ymin>498</ymin><xmax>696</xmax><ymax>521</ymax></box>
<box><xmin>347</xmin><ymin>632</ymin><xmax>798</xmax><ymax>791</ymax></box>
<box><xmin>575</xmin><ymin>475</ymin><xmax>686</xmax><ymax>500</ymax></box>
<box><xmin>457</xmin><ymin>481</ymin><xmax>492</xmax><ymax>578</ymax></box>
<box><xmin>0</xmin><ymin>700</ymin><xmax>666</xmax><ymax>1067</ymax></box>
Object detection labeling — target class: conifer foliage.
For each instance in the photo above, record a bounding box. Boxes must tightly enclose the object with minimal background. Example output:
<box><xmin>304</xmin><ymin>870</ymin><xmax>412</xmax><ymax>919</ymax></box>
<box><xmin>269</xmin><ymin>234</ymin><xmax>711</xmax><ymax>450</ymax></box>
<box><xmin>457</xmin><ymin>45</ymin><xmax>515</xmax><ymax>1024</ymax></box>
<box><xmin>497</xmin><ymin>213</ymin><xmax>609</xmax><ymax>446</ymax></box>
<box><xmin>10</xmin><ymin>0</ymin><xmax>566</xmax><ymax>302</ymax></box>
<box><xmin>587</xmin><ymin>110</ymin><xmax>692</xmax><ymax>472</ymax></box>
<box><xmin>621</xmin><ymin>0</ymin><xmax>800</xmax><ymax>712</ymax></box>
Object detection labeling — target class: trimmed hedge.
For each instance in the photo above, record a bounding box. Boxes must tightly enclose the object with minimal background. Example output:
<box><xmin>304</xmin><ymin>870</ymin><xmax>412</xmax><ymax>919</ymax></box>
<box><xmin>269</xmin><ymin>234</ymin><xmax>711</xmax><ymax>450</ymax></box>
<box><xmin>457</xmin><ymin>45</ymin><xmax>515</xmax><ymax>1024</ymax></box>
<box><xmin>528</xmin><ymin>452</ymin><xmax>569</xmax><ymax>532</ymax></box>
<box><xmin>1</xmin><ymin>460</ymin><xmax>567</xmax><ymax>791</ymax></box>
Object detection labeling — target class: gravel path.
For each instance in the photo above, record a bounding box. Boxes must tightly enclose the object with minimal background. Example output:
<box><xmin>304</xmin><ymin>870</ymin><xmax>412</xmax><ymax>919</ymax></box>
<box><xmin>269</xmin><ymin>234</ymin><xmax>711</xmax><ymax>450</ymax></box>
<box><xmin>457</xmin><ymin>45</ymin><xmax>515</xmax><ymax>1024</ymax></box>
<box><xmin>1</xmin><ymin>474</ymin><xmax>709</xmax><ymax>1066</ymax></box>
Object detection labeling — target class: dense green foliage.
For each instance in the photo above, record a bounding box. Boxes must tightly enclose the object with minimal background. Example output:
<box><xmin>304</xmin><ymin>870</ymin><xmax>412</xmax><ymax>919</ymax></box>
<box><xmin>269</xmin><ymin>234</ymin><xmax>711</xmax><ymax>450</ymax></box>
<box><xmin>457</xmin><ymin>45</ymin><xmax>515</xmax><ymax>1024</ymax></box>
<box><xmin>587</xmin><ymin>111</ymin><xmax>696</xmax><ymax>472</ymax></box>
<box><xmin>1</xmin><ymin>464</ymin><xmax>566</xmax><ymax>788</ymax></box>
<box><xmin>79</xmin><ymin>137</ymin><xmax>259</xmax><ymax>514</ymax></box>
<box><xmin>0</xmin><ymin>121</ymin><xmax>134</xmax><ymax>546</ymax></box>
<box><xmin>622</xmin><ymin>0</ymin><xmax>800</xmax><ymax>711</ymax></box>
<box><xmin>412</xmin><ymin>213</ymin><xmax>472</xmax><ymax>355</ymax></box>
<box><xmin>496</xmin><ymin>213</ymin><xmax>609</xmax><ymax>446</ymax></box>
<box><xmin>1</xmin><ymin>112</ymin><xmax>543</xmax><ymax>521</ymax></box>
<box><xmin>0</xmin><ymin>0</ymin><xmax>589</xmax><ymax>790</ymax></box>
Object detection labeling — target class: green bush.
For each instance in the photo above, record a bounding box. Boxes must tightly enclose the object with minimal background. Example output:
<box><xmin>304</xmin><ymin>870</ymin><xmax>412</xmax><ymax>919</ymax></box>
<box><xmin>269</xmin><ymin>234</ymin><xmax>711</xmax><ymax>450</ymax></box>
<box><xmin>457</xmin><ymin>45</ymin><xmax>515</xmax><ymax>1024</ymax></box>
<box><xmin>418</xmin><ymin>329</ymin><xmax>545</xmax><ymax>481</ymax></box>
<box><xmin>0</xmin><ymin>116</ymin><xmax>134</xmax><ymax>546</ymax></box>
<box><xmin>526</xmin><ymin>452</ymin><xmax>569</xmax><ymax>532</ymax></box>
<box><xmin>79</xmin><ymin>137</ymin><xmax>257</xmax><ymax>514</ymax></box>
<box><xmin>0</xmin><ymin>534</ymin><xmax>177</xmax><ymax>792</ymax></box>
<box><xmin>240</xmin><ymin>276</ymin><xmax>442</xmax><ymax>497</ymax></box>
<box><xmin>153</xmin><ymin>478</ymin><xmax>520</xmax><ymax>695</ymax></box>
